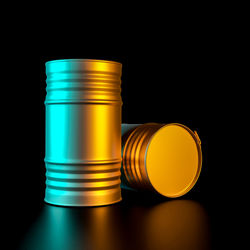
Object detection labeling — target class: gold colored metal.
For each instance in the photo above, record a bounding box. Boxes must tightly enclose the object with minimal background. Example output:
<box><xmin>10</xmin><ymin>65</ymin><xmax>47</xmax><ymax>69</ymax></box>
<box><xmin>122</xmin><ymin>123</ymin><xmax>202</xmax><ymax>198</ymax></box>
<box><xmin>45</xmin><ymin>59</ymin><xmax>122</xmax><ymax>206</ymax></box>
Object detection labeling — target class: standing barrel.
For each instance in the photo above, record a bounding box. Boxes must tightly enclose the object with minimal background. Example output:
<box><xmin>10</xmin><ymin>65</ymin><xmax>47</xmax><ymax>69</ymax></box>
<box><xmin>44</xmin><ymin>59</ymin><xmax>122</xmax><ymax>206</ymax></box>
<box><xmin>121</xmin><ymin>123</ymin><xmax>202</xmax><ymax>198</ymax></box>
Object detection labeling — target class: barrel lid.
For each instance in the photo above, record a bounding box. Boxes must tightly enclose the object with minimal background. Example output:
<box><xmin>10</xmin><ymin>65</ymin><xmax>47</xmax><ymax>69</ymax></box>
<box><xmin>145</xmin><ymin>123</ymin><xmax>202</xmax><ymax>198</ymax></box>
<box><xmin>45</xmin><ymin>59</ymin><xmax>122</xmax><ymax>75</ymax></box>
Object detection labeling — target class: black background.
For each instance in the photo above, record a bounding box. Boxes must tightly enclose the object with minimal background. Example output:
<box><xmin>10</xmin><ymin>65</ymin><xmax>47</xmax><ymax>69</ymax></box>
<box><xmin>3</xmin><ymin>20</ymin><xmax>243</xmax><ymax>249</ymax></box>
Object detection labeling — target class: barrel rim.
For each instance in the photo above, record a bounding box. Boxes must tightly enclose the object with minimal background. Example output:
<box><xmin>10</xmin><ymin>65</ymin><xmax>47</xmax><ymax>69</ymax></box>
<box><xmin>45</xmin><ymin>58</ymin><xmax>122</xmax><ymax>66</ymax></box>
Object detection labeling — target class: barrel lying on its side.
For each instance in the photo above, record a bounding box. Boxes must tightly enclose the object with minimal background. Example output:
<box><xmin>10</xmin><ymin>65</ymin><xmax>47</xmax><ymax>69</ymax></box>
<box><xmin>44</xmin><ymin>59</ymin><xmax>122</xmax><ymax>207</ymax></box>
<box><xmin>121</xmin><ymin>123</ymin><xmax>202</xmax><ymax>198</ymax></box>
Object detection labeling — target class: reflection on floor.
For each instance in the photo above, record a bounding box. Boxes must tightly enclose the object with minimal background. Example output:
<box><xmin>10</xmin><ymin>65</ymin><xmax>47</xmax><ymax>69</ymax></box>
<box><xmin>19</xmin><ymin>196</ymin><xmax>210</xmax><ymax>250</ymax></box>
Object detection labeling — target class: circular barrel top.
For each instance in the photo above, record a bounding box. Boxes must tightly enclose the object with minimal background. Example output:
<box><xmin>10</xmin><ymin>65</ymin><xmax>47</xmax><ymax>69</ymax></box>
<box><xmin>146</xmin><ymin>123</ymin><xmax>202</xmax><ymax>198</ymax></box>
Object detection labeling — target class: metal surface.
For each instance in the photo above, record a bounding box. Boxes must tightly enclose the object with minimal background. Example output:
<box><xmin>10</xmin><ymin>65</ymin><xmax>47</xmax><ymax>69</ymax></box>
<box><xmin>121</xmin><ymin>123</ymin><xmax>202</xmax><ymax>198</ymax></box>
<box><xmin>44</xmin><ymin>59</ymin><xmax>122</xmax><ymax>206</ymax></box>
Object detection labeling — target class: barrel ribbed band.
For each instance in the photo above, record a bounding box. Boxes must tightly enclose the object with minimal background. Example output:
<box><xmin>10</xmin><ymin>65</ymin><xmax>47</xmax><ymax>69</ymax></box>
<box><xmin>45</xmin><ymin>59</ymin><xmax>122</xmax><ymax>105</ymax></box>
<box><xmin>44</xmin><ymin>160</ymin><xmax>121</xmax><ymax>206</ymax></box>
<box><xmin>122</xmin><ymin>123</ymin><xmax>164</xmax><ymax>190</ymax></box>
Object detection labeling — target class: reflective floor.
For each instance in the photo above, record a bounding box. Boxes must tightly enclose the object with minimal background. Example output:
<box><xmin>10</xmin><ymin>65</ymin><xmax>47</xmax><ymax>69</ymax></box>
<box><xmin>17</xmin><ymin>190</ymin><xmax>211</xmax><ymax>250</ymax></box>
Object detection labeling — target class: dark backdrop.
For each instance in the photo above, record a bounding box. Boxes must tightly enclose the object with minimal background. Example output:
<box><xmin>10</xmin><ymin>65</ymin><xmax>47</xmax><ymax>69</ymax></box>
<box><xmin>12</xmin><ymin>48</ymin><xmax>226</xmax><ymax>200</ymax></box>
<box><xmin>4</xmin><ymin>35</ymin><xmax>240</xmax><ymax>249</ymax></box>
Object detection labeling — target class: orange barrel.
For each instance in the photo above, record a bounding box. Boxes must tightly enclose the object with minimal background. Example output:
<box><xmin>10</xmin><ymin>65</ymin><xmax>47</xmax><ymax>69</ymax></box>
<box><xmin>121</xmin><ymin>123</ymin><xmax>202</xmax><ymax>197</ymax></box>
<box><xmin>44</xmin><ymin>59</ymin><xmax>122</xmax><ymax>206</ymax></box>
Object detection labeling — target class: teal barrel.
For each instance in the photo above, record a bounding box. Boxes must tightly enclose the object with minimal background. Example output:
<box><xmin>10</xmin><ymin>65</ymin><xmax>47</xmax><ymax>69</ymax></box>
<box><xmin>44</xmin><ymin>59</ymin><xmax>122</xmax><ymax>207</ymax></box>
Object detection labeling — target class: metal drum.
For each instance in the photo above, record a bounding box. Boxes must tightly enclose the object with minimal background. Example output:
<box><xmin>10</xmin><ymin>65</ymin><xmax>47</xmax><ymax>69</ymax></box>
<box><xmin>121</xmin><ymin>123</ymin><xmax>202</xmax><ymax>198</ymax></box>
<box><xmin>44</xmin><ymin>59</ymin><xmax>122</xmax><ymax>206</ymax></box>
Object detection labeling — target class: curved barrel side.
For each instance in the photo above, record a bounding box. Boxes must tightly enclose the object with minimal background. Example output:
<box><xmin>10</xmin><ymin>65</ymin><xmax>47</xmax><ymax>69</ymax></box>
<box><xmin>44</xmin><ymin>59</ymin><xmax>122</xmax><ymax>206</ymax></box>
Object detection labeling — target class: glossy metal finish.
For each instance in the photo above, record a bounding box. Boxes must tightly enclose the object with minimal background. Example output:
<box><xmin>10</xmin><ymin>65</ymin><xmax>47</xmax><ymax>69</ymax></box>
<box><xmin>121</xmin><ymin>123</ymin><xmax>202</xmax><ymax>198</ymax></box>
<box><xmin>44</xmin><ymin>59</ymin><xmax>122</xmax><ymax>206</ymax></box>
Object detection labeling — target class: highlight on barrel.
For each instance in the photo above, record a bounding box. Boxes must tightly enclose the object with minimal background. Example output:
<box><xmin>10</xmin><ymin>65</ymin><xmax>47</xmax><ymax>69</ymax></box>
<box><xmin>121</xmin><ymin>123</ymin><xmax>202</xmax><ymax>198</ymax></box>
<box><xmin>44</xmin><ymin>59</ymin><xmax>122</xmax><ymax>206</ymax></box>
